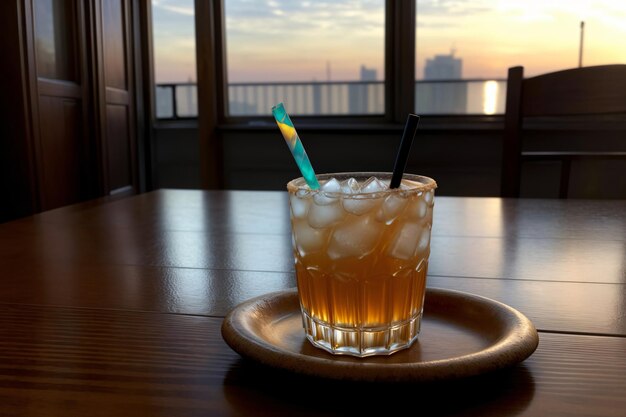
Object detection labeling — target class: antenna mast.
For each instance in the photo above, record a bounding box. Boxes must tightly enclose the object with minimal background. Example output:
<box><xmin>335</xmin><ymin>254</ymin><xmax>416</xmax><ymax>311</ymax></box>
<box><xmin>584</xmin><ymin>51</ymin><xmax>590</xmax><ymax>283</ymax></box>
<box><xmin>578</xmin><ymin>21</ymin><xmax>585</xmax><ymax>68</ymax></box>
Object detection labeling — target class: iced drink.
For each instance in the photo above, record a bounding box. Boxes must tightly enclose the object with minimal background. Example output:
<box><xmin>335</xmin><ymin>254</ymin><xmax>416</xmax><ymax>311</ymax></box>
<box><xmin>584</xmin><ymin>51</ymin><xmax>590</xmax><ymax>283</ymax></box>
<box><xmin>287</xmin><ymin>172</ymin><xmax>437</xmax><ymax>357</ymax></box>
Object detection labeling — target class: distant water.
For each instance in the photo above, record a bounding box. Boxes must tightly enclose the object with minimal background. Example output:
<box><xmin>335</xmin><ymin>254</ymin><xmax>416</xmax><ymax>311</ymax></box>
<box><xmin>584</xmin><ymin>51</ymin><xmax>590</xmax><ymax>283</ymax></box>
<box><xmin>156</xmin><ymin>80</ymin><xmax>506</xmax><ymax>118</ymax></box>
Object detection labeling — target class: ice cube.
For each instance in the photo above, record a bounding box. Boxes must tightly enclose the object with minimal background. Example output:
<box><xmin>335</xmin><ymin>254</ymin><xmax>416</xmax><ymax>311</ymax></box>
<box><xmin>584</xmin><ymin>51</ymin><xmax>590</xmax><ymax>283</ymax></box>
<box><xmin>400</xmin><ymin>179</ymin><xmax>420</xmax><ymax>190</ymax></box>
<box><xmin>376</xmin><ymin>193</ymin><xmax>408</xmax><ymax>223</ymax></box>
<box><xmin>328</xmin><ymin>215</ymin><xmax>383</xmax><ymax>259</ymax></box>
<box><xmin>321</xmin><ymin>177</ymin><xmax>342</xmax><ymax>192</ymax></box>
<box><xmin>361</xmin><ymin>176</ymin><xmax>387</xmax><ymax>194</ymax></box>
<box><xmin>313</xmin><ymin>178</ymin><xmax>341</xmax><ymax>205</ymax></box>
<box><xmin>341</xmin><ymin>178</ymin><xmax>360</xmax><ymax>194</ymax></box>
<box><xmin>340</xmin><ymin>177</ymin><xmax>386</xmax><ymax>215</ymax></box>
<box><xmin>292</xmin><ymin>220</ymin><xmax>329</xmax><ymax>255</ymax></box>
<box><xmin>417</xmin><ymin>226</ymin><xmax>431</xmax><ymax>252</ymax></box>
<box><xmin>388</xmin><ymin>222</ymin><xmax>423</xmax><ymax>260</ymax></box>
<box><xmin>406</xmin><ymin>196</ymin><xmax>428</xmax><ymax>220</ymax></box>
<box><xmin>290</xmin><ymin>192</ymin><xmax>311</xmax><ymax>219</ymax></box>
<box><xmin>425</xmin><ymin>189</ymin><xmax>435</xmax><ymax>206</ymax></box>
<box><xmin>308</xmin><ymin>201</ymin><xmax>345</xmax><ymax>228</ymax></box>
<box><xmin>342</xmin><ymin>195</ymin><xmax>379</xmax><ymax>216</ymax></box>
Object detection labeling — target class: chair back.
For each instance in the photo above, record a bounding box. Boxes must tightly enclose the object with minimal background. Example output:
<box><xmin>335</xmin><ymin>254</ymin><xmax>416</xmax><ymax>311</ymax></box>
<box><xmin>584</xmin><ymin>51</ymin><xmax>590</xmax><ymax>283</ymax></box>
<box><xmin>501</xmin><ymin>65</ymin><xmax>626</xmax><ymax>198</ymax></box>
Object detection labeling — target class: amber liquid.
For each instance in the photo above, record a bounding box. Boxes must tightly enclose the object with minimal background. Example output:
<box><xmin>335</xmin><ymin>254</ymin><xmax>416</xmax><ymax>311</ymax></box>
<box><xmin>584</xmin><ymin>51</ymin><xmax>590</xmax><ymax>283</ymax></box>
<box><xmin>292</xmin><ymin>191</ymin><xmax>432</xmax><ymax>330</ymax></box>
<box><xmin>295</xmin><ymin>255</ymin><xmax>428</xmax><ymax>328</ymax></box>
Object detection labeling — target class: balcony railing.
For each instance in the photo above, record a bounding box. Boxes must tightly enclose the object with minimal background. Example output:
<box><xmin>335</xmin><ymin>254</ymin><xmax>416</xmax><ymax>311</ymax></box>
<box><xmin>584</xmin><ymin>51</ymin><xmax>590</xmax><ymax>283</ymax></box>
<box><xmin>155</xmin><ymin>79</ymin><xmax>507</xmax><ymax>120</ymax></box>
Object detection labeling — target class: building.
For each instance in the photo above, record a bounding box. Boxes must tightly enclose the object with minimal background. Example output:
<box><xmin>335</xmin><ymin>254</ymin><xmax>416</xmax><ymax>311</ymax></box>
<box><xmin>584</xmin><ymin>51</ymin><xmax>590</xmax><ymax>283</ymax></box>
<box><xmin>348</xmin><ymin>65</ymin><xmax>379</xmax><ymax>113</ymax></box>
<box><xmin>418</xmin><ymin>51</ymin><xmax>467</xmax><ymax>114</ymax></box>
<box><xmin>360</xmin><ymin>65</ymin><xmax>377</xmax><ymax>81</ymax></box>
<box><xmin>424</xmin><ymin>53</ymin><xmax>463</xmax><ymax>80</ymax></box>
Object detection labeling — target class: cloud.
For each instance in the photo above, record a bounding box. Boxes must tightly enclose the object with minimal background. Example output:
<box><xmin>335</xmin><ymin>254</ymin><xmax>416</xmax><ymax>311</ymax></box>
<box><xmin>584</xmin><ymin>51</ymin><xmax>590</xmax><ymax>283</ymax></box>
<box><xmin>417</xmin><ymin>21</ymin><xmax>459</xmax><ymax>29</ymax></box>
<box><xmin>153</xmin><ymin>0</ymin><xmax>194</xmax><ymax>16</ymax></box>
<box><xmin>417</xmin><ymin>0</ymin><xmax>491</xmax><ymax>16</ymax></box>
<box><xmin>226</xmin><ymin>0</ymin><xmax>384</xmax><ymax>39</ymax></box>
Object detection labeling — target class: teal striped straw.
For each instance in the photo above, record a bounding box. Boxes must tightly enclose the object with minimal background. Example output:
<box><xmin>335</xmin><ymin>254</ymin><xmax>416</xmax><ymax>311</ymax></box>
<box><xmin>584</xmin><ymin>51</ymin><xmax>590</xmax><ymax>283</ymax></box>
<box><xmin>272</xmin><ymin>103</ymin><xmax>320</xmax><ymax>190</ymax></box>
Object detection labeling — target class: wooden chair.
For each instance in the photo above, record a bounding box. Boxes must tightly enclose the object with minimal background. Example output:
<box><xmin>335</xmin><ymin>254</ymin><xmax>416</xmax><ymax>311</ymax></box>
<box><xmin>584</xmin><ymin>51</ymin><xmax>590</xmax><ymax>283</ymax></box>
<box><xmin>500</xmin><ymin>65</ymin><xmax>626</xmax><ymax>198</ymax></box>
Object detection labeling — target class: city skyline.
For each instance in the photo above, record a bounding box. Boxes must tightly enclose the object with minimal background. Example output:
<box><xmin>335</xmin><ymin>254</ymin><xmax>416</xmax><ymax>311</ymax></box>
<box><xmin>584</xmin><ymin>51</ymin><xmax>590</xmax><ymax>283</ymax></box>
<box><xmin>152</xmin><ymin>0</ymin><xmax>626</xmax><ymax>83</ymax></box>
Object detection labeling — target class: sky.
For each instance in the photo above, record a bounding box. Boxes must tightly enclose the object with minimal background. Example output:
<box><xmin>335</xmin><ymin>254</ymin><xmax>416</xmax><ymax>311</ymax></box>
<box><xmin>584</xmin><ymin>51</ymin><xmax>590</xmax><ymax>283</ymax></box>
<box><xmin>151</xmin><ymin>0</ymin><xmax>626</xmax><ymax>83</ymax></box>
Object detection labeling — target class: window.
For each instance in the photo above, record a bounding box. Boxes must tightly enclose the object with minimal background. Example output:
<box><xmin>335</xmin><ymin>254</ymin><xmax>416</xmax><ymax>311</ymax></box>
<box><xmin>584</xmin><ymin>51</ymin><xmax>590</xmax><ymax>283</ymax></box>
<box><xmin>223</xmin><ymin>0</ymin><xmax>385</xmax><ymax>116</ymax></box>
<box><xmin>151</xmin><ymin>0</ymin><xmax>626</xmax><ymax>120</ymax></box>
<box><xmin>415</xmin><ymin>0</ymin><xmax>626</xmax><ymax>115</ymax></box>
<box><xmin>152</xmin><ymin>0</ymin><xmax>197</xmax><ymax>119</ymax></box>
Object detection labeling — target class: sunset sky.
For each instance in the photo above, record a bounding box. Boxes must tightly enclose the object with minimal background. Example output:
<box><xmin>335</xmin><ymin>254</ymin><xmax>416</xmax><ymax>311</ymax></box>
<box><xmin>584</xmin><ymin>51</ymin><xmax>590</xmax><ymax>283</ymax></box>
<box><xmin>151</xmin><ymin>0</ymin><xmax>626</xmax><ymax>83</ymax></box>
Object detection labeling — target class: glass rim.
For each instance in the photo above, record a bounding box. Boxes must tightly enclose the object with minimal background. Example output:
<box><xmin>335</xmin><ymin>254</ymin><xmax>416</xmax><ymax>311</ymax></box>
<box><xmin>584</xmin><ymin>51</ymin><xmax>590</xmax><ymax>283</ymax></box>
<box><xmin>287</xmin><ymin>172</ymin><xmax>437</xmax><ymax>197</ymax></box>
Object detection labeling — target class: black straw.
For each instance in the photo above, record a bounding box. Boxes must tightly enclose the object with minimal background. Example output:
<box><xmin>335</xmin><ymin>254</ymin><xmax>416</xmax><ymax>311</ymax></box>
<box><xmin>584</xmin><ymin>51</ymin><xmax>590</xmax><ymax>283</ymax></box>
<box><xmin>390</xmin><ymin>114</ymin><xmax>420</xmax><ymax>189</ymax></box>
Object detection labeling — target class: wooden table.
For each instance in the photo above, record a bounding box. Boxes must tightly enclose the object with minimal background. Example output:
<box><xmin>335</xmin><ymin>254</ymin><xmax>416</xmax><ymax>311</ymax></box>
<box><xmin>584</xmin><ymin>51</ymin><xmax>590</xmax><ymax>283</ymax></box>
<box><xmin>1</xmin><ymin>190</ymin><xmax>625</xmax><ymax>416</ymax></box>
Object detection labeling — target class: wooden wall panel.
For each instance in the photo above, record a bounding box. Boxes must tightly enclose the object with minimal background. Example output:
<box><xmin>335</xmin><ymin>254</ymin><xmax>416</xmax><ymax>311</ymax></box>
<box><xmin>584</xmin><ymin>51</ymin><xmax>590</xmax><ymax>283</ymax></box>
<box><xmin>0</xmin><ymin>2</ymin><xmax>38</xmax><ymax>221</ymax></box>
<box><xmin>102</xmin><ymin>0</ymin><xmax>126</xmax><ymax>90</ymax></box>
<box><xmin>99</xmin><ymin>0</ymin><xmax>136</xmax><ymax>195</ymax></box>
<box><xmin>105</xmin><ymin>104</ymin><xmax>131</xmax><ymax>191</ymax></box>
<box><xmin>31</xmin><ymin>0</ymin><xmax>89</xmax><ymax>211</ymax></box>
<box><xmin>38</xmin><ymin>96</ymin><xmax>84</xmax><ymax>209</ymax></box>
<box><xmin>0</xmin><ymin>0</ymin><xmax>143</xmax><ymax>222</ymax></box>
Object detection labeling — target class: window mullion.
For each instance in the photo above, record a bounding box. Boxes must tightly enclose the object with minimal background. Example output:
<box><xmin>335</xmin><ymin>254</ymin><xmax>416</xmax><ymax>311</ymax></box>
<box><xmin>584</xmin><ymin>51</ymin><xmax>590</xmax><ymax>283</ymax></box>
<box><xmin>385</xmin><ymin>0</ymin><xmax>416</xmax><ymax>123</ymax></box>
<box><xmin>195</xmin><ymin>0</ymin><xmax>226</xmax><ymax>188</ymax></box>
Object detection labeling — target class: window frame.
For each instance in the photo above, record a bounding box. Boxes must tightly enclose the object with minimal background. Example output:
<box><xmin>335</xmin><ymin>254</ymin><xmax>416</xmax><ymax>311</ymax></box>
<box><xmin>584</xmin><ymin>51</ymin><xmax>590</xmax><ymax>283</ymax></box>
<box><xmin>190</xmin><ymin>0</ymin><xmax>416</xmax><ymax>126</ymax></box>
